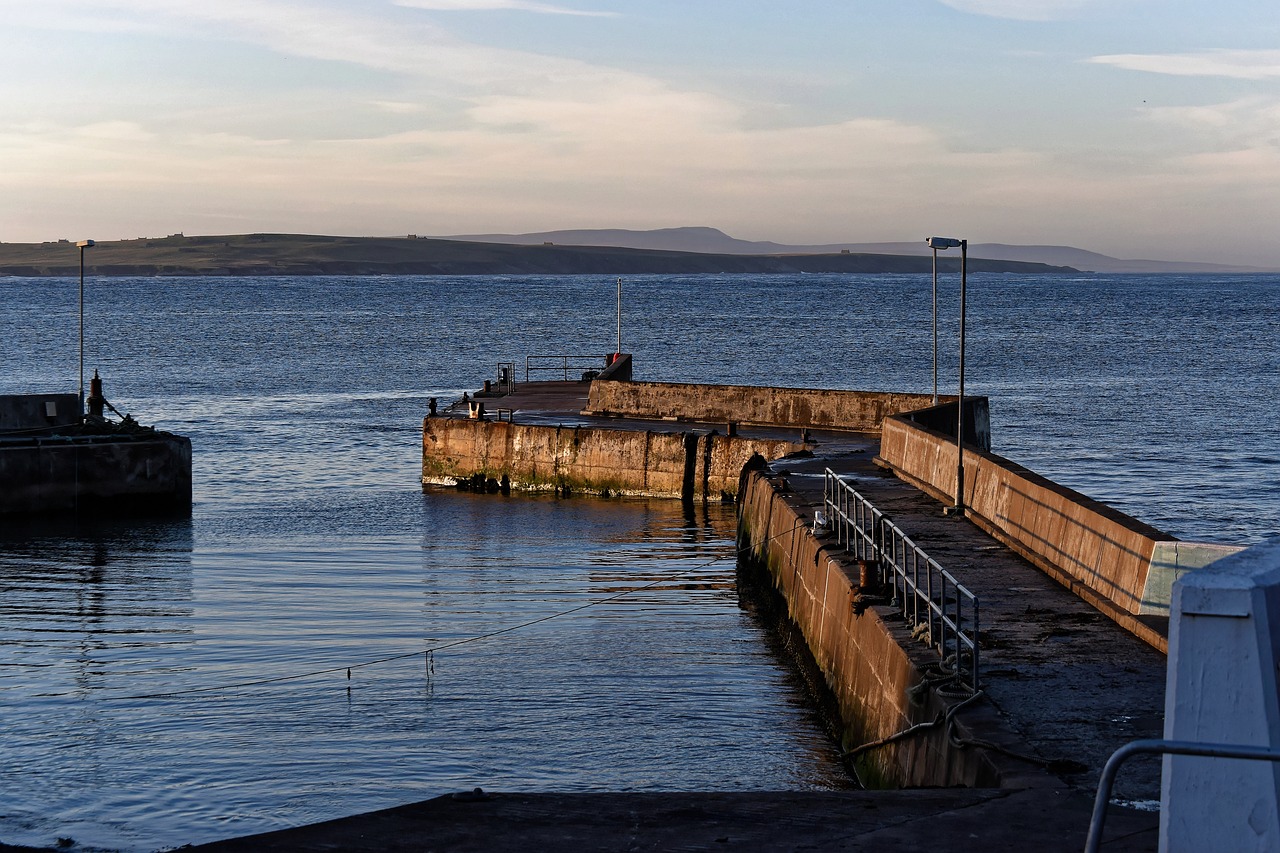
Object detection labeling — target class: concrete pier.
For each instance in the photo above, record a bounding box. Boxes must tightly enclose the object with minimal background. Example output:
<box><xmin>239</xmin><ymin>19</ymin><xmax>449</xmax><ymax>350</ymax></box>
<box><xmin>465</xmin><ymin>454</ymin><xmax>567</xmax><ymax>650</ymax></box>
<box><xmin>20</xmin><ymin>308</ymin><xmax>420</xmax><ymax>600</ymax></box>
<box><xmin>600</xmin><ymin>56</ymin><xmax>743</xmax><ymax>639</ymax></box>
<box><xmin>421</xmin><ymin>376</ymin><xmax>943</xmax><ymax>501</ymax></box>
<box><xmin>0</xmin><ymin>393</ymin><xmax>192</xmax><ymax>516</ymax></box>
<box><xmin>417</xmin><ymin>375</ymin><xmax>1176</xmax><ymax>787</ymax></box>
<box><xmin>741</xmin><ymin>444</ymin><xmax>1167</xmax><ymax>798</ymax></box>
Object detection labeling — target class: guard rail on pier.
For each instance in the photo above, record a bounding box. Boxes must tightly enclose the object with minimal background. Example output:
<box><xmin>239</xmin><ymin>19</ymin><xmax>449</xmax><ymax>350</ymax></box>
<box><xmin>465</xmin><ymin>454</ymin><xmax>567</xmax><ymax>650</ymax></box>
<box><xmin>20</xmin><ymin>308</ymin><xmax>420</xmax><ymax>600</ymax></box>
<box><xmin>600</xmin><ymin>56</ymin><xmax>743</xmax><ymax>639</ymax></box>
<box><xmin>823</xmin><ymin>468</ymin><xmax>980</xmax><ymax>690</ymax></box>
<box><xmin>524</xmin><ymin>354</ymin><xmax>612</xmax><ymax>382</ymax></box>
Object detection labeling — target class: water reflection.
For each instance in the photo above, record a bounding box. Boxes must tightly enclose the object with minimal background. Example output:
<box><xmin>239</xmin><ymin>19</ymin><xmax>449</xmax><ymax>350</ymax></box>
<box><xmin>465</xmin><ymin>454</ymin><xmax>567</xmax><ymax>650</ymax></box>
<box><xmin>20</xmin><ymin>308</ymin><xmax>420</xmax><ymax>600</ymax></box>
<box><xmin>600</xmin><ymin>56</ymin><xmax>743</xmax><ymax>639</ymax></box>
<box><xmin>0</xmin><ymin>518</ymin><xmax>196</xmax><ymax>695</ymax></box>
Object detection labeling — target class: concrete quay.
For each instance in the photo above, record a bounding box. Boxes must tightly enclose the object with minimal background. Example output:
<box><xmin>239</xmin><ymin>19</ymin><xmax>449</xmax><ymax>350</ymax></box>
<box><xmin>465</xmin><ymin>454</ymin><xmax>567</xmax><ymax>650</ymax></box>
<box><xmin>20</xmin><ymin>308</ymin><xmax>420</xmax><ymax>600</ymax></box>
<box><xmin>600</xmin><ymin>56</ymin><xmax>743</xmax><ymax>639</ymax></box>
<box><xmin>178</xmin><ymin>789</ymin><xmax>1158</xmax><ymax>853</ymax></box>
<box><xmin>0</xmin><ymin>391</ymin><xmax>192</xmax><ymax>516</ymax></box>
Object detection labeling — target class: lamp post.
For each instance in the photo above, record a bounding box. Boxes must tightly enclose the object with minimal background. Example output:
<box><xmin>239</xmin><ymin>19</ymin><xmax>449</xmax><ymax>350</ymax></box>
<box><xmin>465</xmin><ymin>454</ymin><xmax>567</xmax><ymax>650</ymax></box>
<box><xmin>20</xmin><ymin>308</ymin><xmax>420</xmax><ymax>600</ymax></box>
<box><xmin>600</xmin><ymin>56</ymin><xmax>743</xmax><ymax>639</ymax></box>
<box><xmin>76</xmin><ymin>239</ymin><xmax>95</xmax><ymax>415</ymax></box>
<box><xmin>926</xmin><ymin>236</ymin><xmax>967</xmax><ymax>516</ymax></box>
<box><xmin>616</xmin><ymin>277</ymin><xmax>623</xmax><ymax>357</ymax></box>
<box><xmin>926</xmin><ymin>237</ymin><xmax>962</xmax><ymax>404</ymax></box>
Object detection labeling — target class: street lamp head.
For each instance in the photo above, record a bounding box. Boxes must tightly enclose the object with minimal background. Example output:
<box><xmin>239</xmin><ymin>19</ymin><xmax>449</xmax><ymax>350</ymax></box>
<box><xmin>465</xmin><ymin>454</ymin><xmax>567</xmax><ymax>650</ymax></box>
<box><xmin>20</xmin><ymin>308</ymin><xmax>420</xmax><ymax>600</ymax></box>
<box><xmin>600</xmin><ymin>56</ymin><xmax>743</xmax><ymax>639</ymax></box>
<box><xmin>926</xmin><ymin>237</ymin><xmax>963</xmax><ymax>250</ymax></box>
<box><xmin>76</xmin><ymin>240</ymin><xmax>95</xmax><ymax>249</ymax></box>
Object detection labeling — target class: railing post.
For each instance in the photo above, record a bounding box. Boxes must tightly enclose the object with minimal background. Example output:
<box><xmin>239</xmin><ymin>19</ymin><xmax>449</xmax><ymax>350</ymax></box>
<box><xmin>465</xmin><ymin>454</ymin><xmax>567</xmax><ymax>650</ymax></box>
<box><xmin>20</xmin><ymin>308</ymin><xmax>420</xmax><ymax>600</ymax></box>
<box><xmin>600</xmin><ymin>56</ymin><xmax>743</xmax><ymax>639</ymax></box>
<box><xmin>912</xmin><ymin>551</ymin><xmax>920</xmax><ymax>627</ymax></box>
<box><xmin>972</xmin><ymin>600</ymin><xmax>980</xmax><ymax>689</ymax></box>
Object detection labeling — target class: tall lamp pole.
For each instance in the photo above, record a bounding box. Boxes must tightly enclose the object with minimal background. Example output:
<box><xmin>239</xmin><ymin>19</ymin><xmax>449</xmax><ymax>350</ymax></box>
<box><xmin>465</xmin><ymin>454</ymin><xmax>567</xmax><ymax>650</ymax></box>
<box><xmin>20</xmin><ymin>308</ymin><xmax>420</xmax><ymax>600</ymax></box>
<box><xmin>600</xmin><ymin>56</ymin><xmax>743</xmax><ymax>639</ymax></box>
<box><xmin>926</xmin><ymin>236</ymin><xmax>967</xmax><ymax>516</ymax></box>
<box><xmin>616</xmin><ymin>277</ymin><xmax>623</xmax><ymax>356</ymax></box>
<box><xmin>76</xmin><ymin>239</ymin><xmax>95</xmax><ymax>415</ymax></box>
<box><xmin>929</xmin><ymin>246</ymin><xmax>940</xmax><ymax>403</ymax></box>
<box><xmin>955</xmin><ymin>238</ymin><xmax>968</xmax><ymax>516</ymax></box>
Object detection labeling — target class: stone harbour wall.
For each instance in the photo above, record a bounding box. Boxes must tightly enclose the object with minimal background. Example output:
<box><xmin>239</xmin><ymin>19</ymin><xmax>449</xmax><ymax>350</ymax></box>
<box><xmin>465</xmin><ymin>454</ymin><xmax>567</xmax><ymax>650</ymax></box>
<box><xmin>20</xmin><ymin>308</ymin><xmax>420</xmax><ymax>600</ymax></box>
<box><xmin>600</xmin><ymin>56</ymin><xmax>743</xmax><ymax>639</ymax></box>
<box><xmin>584</xmin><ymin>381</ymin><xmax>943</xmax><ymax>432</ymax></box>
<box><xmin>877</xmin><ymin>411</ymin><xmax>1173</xmax><ymax>651</ymax></box>
<box><xmin>422</xmin><ymin>416</ymin><xmax>803</xmax><ymax>500</ymax></box>
<box><xmin>735</xmin><ymin>469</ymin><xmax>1016</xmax><ymax>788</ymax></box>
<box><xmin>0</xmin><ymin>435</ymin><xmax>193</xmax><ymax>515</ymax></box>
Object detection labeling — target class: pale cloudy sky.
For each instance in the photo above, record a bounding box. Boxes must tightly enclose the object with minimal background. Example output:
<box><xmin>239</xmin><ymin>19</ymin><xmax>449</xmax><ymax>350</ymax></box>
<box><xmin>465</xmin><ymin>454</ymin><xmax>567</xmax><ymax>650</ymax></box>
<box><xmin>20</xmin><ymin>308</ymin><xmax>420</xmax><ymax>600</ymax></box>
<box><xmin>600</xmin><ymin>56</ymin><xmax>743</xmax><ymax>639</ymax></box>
<box><xmin>3</xmin><ymin>0</ymin><xmax>1278</xmax><ymax>265</ymax></box>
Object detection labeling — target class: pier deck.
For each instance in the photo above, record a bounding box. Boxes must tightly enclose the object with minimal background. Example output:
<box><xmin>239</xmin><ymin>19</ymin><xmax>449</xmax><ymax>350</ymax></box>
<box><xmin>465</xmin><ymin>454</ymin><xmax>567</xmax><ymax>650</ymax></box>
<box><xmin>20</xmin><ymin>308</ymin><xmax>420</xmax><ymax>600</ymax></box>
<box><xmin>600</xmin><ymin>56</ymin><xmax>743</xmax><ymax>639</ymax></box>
<box><xmin>769</xmin><ymin>443</ymin><xmax>1167</xmax><ymax>802</ymax></box>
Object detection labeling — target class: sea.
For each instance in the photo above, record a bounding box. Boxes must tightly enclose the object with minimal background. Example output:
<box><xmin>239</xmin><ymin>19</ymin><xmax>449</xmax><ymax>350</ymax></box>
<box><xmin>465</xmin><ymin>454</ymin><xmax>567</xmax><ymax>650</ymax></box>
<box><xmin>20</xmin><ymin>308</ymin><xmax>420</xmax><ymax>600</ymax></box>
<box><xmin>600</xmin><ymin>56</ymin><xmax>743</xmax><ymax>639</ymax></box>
<box><xmin>1</xmin><ymin>272</ymin><xmax>1277</xmax><ymax>851</ymax></box>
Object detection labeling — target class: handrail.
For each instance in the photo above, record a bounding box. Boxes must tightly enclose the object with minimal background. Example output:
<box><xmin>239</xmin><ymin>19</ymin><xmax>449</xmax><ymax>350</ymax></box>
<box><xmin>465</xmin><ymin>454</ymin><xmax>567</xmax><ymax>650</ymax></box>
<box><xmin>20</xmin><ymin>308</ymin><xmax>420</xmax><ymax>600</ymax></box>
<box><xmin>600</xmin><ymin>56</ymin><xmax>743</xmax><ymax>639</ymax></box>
<box><xmin>1085</xmin><ymin>738</ymin><xmax>1280</xmax><ymax>853</ymax></box>
<box><xmin>495</xmin><ymin>361</ymin><xmax>516</xmax><ymax>395</ymax></box>
<box><xmin>524</xmin><ymin>354</ymin><xmax>610</xmax><ymax>382</ymax></box>
<box><xmin>823</xmin><ymin>469</ymin><xmax>980</xmax><ymax>690</ymax></box>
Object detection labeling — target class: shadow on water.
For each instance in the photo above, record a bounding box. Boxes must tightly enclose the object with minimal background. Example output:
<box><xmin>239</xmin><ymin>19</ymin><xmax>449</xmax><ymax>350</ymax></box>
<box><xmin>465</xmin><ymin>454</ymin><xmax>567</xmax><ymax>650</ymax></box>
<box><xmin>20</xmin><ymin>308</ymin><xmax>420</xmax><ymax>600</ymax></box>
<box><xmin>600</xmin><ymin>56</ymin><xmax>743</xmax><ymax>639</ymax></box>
<box><xmin>735</xmin><ymin>558</ymin><xmax>862</xmax><ymax>787</ymax></box>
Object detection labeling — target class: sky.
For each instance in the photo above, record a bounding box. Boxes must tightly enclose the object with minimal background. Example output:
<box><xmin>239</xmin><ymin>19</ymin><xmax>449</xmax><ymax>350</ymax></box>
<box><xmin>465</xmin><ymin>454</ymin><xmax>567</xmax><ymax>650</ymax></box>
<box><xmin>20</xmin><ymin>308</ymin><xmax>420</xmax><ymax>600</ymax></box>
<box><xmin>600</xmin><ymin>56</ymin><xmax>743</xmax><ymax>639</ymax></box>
<box><xmin>2</xmin><ymin>0</ymin><xmax>1279</xmax><ymax>266</ymax></box>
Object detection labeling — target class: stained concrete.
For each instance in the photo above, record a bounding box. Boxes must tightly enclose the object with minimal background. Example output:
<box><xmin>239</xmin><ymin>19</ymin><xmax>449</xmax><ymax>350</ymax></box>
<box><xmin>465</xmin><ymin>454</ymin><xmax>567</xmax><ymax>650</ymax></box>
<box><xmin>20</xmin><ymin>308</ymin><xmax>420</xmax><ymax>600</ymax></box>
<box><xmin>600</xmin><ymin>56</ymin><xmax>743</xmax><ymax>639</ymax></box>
<box><xmin>424</xmin><ymin>381</ymin><xmax>809</xmax><ymax>500</ymax></box>
<box><xmin>584</xmin><ymin>381</ymin><xmax>946</xmax><ymax>433</ymax></box>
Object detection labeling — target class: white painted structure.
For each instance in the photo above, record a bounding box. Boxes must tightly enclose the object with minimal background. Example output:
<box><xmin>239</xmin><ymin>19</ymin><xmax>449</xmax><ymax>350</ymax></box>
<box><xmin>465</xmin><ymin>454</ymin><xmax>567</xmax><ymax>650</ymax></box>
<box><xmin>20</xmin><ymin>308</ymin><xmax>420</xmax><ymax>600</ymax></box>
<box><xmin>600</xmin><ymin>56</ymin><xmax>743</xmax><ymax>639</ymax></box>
<box><xmin>1141</xmin><ymin>541</ymin><xmax>1247</xmax><ymax>615</ymax></box>
<box><xmin>1162</xmin><ymin>538</ymin><xmax>1280</xmax><ymax>852</ymax></box>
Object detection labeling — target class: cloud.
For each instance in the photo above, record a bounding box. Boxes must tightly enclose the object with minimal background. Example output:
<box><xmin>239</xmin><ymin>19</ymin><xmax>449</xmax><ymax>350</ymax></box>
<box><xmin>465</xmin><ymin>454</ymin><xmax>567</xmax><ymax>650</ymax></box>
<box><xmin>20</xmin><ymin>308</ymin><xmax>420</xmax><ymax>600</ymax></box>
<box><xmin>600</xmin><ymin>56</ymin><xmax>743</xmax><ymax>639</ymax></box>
<box><xmin>934</xmin><ymin>0</ymin><xmax>1118</xmax><ymax>21</ymax></box>
<box><xmin>394</xmin><ymin>0</ymin><xmax>615</xmax><ymax>16</ymax></box>
<box><xmin>1090</xmin><ymin>49</ymin><xmax>1280</xmax><ymax>80</ymax></box>
<box><xmin>373</xmin><ymin>101</ymin><xmax>427</xmax><ymax>114</ymax></box>
<box><xmin>12</xmin><ymin>0</ymin><xmax>573</xmax><ymax>86</ymax></box>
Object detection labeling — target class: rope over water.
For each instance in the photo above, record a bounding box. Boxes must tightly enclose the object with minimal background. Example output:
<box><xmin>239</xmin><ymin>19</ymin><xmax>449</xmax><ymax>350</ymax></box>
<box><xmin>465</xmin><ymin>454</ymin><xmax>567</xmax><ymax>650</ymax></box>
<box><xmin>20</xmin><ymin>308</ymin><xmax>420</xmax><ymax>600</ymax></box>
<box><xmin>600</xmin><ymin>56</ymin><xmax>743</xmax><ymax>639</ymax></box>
<box><xmin>99</xmin><ymin>519</ymin><xmax>806</xmax><ymax>702</ymax></box>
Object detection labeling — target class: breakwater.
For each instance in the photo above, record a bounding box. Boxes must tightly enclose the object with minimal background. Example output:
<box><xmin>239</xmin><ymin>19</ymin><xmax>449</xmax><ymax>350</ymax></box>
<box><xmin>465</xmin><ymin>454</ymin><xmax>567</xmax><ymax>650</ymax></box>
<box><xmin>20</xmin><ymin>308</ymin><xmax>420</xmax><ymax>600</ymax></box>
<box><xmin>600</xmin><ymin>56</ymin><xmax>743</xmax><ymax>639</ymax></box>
<box><xmin>422</xmin><ymin>381</ymin><xmax>943</xmax><ymax>501</ymax></box>
<box><xmin>425</xmin><ymin>373</ymin><xmax>1183</xmax><ymax>796</ymax></box>
<box><xmin>584</xmin><ymin>381</ymin><xmax>944</xmax><ymax>433</ymax></box>
<box><xmin>876</xmin><ymin>404</ymin><xmax>1231</xmax><ymax>651</ymax></box>
<box><xmin>423</xmin><ymin>416</ymin><xmax>801</xmax><ymax>500</ymax></box>
<box><xmin>0</xmin><ymin>393</ymin><xmax>192</xmax><ymax>515</ymax></box>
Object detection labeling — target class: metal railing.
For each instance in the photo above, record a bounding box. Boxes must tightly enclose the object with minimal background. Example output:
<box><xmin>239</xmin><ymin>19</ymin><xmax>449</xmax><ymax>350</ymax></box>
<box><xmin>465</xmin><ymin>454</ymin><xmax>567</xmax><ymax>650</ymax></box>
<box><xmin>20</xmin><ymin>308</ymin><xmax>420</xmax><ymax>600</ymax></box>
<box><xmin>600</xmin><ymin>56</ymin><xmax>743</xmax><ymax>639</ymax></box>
<box><xmin>823</xmin><ymin>468</ymin><xmax>980</xmax><ymax>690</ymax></box>
<box><xmin>495</xmin><ymin>362</ymin><xmax>517</xmax><ymax>395</ymax></box>
<box><xmin>1085</xmin><ymin>738</ymin><xmax>1280</xmax><ymax>853</ymax></box>
<box><xmin>524</xmin><ymin>354</ymin><xmax>610</xmax><ymax>382</ymax></box>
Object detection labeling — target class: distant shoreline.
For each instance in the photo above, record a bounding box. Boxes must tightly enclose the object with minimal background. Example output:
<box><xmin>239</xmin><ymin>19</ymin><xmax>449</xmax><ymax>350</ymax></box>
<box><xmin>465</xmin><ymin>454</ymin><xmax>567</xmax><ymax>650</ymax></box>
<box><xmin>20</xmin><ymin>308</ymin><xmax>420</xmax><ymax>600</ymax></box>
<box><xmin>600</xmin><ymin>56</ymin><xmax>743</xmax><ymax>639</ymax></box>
<box><xmin>0</xmin><ymin>233</ymin><xmax>1078</xmax><ymax>277</ymax></box>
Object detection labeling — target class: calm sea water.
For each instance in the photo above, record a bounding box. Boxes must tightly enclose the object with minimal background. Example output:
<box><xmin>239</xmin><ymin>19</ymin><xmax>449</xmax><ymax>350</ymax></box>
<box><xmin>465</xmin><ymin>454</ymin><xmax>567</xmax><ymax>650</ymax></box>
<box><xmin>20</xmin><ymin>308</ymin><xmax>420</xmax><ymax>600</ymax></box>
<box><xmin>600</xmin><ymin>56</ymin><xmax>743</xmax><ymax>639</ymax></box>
<box><xmin>1</xmin><ymin>272</ymin><xmax>1277</xmax><ymax>851</ymax></box>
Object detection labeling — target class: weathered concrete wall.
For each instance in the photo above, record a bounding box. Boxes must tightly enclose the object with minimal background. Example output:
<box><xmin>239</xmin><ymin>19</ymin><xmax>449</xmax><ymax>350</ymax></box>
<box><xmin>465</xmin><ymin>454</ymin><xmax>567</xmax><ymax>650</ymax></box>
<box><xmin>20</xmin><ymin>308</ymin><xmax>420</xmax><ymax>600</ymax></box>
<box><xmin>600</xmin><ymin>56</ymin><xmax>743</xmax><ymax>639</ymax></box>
<box><xmin>878</xmin><ymin>413</ymin><xmax>1173</xmax><ymax>650</ymax></box>
<box><xmin>584</xmin><ymin>381</ymin><xmax>942</xmax><ymax>432</ymax></box>
<box><xmin>0</xmin><ymin>393</ymin><xmax>81</xmax><ymax>432</ymax></box>
<box><xmin>0</xmin><ymin>435</ymin><xmax>193</xmax><ymax>514</ymax></box>
<box><xmin>893</xmin><ymin>397</ymin><xmax>992</xmax><ymax>453</ymax></box>
<box><xmin>422</xmin><ymin>417</ymin><xmax>802</xmax><ymax>500</ymax></box>
<box><xmin>736</xmin><ymin>470</ymin><xmax>1011</xmax><ymax>788</ymax></box>
<box><xmin>597</xmin><ymin>352</ymin><xmax>632</xmax><ymax>382</ymax></box>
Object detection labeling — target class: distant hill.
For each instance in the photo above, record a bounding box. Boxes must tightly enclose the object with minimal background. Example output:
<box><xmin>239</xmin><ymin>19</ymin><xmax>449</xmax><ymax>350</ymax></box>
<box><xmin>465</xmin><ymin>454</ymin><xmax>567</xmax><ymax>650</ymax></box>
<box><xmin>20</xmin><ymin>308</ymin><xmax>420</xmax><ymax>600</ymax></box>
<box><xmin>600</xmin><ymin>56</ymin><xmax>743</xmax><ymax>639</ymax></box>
<box><xmin>445</xmin><ymin>227</ymin><xmax>1273</xmax><ymax>274</ymax></box>
<box><xmin>0</xmin><ymin>233</ymin><xmax>1075</xmax><ymax>277</ymax></box>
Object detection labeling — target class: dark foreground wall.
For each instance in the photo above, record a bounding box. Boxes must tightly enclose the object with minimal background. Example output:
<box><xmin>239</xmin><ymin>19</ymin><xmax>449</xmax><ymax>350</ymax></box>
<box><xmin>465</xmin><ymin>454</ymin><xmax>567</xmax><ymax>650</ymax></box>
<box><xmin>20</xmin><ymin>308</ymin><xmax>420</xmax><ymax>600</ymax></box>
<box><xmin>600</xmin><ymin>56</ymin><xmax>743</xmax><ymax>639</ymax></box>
<box><xmin>0</xmin><ymin>434</ymin><xmax>193</xmax><ymax>515</ymax></box>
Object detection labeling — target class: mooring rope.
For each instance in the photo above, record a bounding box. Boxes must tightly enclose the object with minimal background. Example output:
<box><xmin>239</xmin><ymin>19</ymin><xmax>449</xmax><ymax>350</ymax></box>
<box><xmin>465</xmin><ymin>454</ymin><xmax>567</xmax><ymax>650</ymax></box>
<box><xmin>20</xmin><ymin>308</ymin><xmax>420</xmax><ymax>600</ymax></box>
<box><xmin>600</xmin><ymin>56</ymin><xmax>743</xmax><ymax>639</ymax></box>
<box><xmin>96</xmin><ymin>518</ymin><xmax>804</xmax><ymax>702</ymax></box>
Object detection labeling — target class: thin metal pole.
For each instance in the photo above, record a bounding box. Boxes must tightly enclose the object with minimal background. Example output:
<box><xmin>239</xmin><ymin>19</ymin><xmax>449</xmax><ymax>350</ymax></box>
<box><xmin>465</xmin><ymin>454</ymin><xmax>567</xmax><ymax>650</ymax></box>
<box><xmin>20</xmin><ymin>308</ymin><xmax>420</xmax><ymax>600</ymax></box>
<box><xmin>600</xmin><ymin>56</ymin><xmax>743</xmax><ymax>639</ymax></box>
<box><xmin>954</xmin><ymin>240</ymin><xmax>967</xmax><ymax>515</ymax></box>
<box><xmin>616</xmin><ymin>277</ymin><xmax>622</xmax><ymax>356</ymax></box>
<box><xmin>931</xmin><ymin>248</ymin><xmax>938</xmax><ymax>404</ymax></box>
<box><xmin>78</xmin><ymin>245</ymin><xmax>85</xmax><ymax>414</ymax></box>
<box><xmin>1085</xmin><ymin>739</ymin><xmax>1280</xmax><ymax>853</ymax></box>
